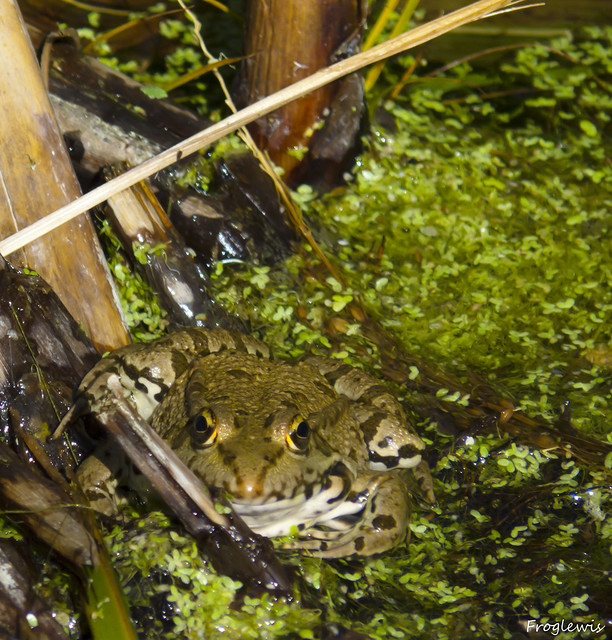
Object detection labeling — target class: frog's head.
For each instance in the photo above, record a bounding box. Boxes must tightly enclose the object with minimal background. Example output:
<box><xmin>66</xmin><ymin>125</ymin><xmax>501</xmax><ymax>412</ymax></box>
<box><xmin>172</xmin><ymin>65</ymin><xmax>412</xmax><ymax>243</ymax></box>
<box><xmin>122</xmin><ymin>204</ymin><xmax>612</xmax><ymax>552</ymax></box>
<box><xmin>152</xmin><ymin>353</ymin><xmax>359</xmax><ymax>536</ymax></box>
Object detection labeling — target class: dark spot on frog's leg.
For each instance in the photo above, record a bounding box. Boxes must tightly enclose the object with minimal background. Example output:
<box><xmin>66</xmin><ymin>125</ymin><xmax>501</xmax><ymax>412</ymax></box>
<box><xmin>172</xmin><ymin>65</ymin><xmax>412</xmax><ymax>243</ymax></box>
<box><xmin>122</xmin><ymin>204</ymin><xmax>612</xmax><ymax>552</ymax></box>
<box><xmin>120</xmin><ymin>359</ymin><xmax>170</xmax><ymax>395</ymax></box>
<box><xmin>134</xmin><ymin>379</ymin><xmax>148</xmax><ymax>393</ymax></box>
<box><xmin>346</xmin><ymin>487</ymin><xmax>370</xmax><ymax>509</ymax></box>
<box><xmin>372</xmin><ymin>514</ymin><xmax>396</xmax><ymax>531</ymax></box>
<box><xmin>368</xmin><ymin>452</ymin><xmax>399</xmax><ymax>469</ymax></box>
<box><xmin>354</xmin><ymin>536</ymin><xmax>365</xmax><ymax>552</ymax></box>
<box><xmin>320</xmin><ymin>462</ymin><xmax>353</xmax><ymax>503</ymax></box>
<box><xmin>119</xmin><ymin>358</ymin><xmax>145</xmax><ymax>381</ymax></box>
<box><xmin>398</xmin><ymin>443</ymin><xmax>424</xmax><ymax>459</ymax></box>
<box><xmin>360</xmin><ymin>412</ymin><xmax>388</xmax><ymax>442</ymax></box>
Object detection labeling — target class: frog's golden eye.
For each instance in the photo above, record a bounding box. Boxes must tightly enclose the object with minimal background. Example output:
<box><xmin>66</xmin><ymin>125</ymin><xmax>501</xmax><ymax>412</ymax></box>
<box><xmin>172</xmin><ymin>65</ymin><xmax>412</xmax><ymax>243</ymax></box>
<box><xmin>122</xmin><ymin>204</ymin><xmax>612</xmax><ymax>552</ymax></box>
<box><xmin>285</xmin><ymin>417</ymin><xmax>310</xmax><ymax>454</ymax></box>
<box><xmin>191</xmin><ymin>409</ymin><xmax>217</xmax><ymax>448</ymax></box>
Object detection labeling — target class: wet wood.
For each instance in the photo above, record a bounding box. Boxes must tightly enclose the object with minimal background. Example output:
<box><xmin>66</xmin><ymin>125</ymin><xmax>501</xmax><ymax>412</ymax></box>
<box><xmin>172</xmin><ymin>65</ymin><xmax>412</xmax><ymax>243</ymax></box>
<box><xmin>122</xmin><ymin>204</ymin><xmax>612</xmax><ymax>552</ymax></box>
<box><xmin>40</xmin><ymin>38</ymin><xmax>294</xmax><ymax>270</ymax></box>
<box><xmin>239</xmin><ymin>0</ymin><xmax>365</xmax><ymax>189</ymax></box>
<box><xmin>0</xmin><ymin>0</ymin><xmax>129</xmax><ymax>353</ymax></box>
<box><xmin>0</xmin><ymin>256</ymin><xmax>100</xmax><ymax>471</ymax></box>
<box><xmin>44</xmin><ymin>36</ymin><xmax>209</xmax><ymax>181</ymax></box>
<box><xmin>185</xmin><ymin>154</ymin><xmax>296</xmax><ymax>265</ymax></box>
<box><xmin>101</xmin><ymin>166</ymin><xmax>234</xmax><ymax>329</ymax></box>
<box><xmin>0</xmin><ymin>443</ymin><xmax>100</xmax><ymax>566</ymax></box>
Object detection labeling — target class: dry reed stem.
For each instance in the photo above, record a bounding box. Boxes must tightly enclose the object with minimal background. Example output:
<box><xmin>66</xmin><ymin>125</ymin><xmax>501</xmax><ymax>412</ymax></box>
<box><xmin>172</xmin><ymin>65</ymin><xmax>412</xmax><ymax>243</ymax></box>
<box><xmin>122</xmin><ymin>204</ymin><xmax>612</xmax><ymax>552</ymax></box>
<box><xmin>0</xmin><ymin>0</ymin><xmax>523</xmax><ymax>257</ymax></box>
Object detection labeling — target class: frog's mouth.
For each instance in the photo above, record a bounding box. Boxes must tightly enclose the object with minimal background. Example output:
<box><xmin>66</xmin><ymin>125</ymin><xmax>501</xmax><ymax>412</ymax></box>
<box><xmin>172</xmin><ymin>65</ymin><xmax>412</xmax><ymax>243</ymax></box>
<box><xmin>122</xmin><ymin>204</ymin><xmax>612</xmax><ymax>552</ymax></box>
<box><xmin>230</xmin><ymin>461</ymin><xmax>359</xmax><ymax>538</ymax></box>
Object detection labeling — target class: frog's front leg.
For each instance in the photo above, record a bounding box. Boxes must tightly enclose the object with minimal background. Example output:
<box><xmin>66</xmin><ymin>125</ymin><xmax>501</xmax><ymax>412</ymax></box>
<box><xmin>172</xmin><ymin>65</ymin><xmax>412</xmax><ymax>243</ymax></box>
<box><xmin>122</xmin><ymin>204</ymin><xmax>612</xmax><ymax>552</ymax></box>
<box><xmin>303</xmin><ymin>357</ymin><xmax>425</xmax><ymax>470</ymax></box>
<box><xmin>283</xmin><ymin>472</ymin><xmax>410</xmax><ymax>558</ymax></box>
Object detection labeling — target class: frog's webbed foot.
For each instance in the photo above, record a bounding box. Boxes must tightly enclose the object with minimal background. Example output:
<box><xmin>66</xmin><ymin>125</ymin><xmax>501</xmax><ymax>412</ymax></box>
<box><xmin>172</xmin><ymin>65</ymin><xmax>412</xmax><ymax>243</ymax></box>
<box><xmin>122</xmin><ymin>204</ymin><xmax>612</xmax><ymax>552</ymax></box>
<box><xmin>76</xmin><ymin>443</ymin><xmax>128</xmax><ymax>516</ymax></box>
<box><xmin>281</xmin><ymin>474</ymin><xmax>410</xmax><ymax>558</ymax></box>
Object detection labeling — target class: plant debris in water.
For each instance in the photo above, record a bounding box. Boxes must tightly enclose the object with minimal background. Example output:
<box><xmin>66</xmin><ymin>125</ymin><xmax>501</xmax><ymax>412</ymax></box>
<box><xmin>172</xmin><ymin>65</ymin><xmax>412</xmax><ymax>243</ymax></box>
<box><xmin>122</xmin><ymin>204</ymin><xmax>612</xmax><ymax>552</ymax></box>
<box><xmin>6</xmin><ymin>22</ymin><xmax>610</xmax><ymax>640</ymax></box>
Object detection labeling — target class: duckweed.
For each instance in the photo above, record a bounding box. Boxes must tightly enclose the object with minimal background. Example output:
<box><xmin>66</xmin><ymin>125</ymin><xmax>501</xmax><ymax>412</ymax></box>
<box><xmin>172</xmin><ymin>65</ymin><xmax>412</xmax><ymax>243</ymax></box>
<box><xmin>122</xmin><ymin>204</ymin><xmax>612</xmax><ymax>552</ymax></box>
<box><xmin>4</xmin><ymin>21</ymin><xmax>609</xmax><ymax>640</ymax></box>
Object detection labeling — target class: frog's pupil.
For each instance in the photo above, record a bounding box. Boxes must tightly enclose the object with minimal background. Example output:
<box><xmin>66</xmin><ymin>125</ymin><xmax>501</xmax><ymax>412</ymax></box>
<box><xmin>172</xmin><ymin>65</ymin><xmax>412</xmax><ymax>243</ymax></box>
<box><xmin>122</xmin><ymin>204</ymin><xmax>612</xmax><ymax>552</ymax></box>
<box><xmin>195</xmin><ymin>414</ymin><xmax>210</xmax><ymax>433</ymax></box>
<box><xmin>295</xmin><ymin>420</ymin><xmax>309</xmax><ymax>439</ymax></box>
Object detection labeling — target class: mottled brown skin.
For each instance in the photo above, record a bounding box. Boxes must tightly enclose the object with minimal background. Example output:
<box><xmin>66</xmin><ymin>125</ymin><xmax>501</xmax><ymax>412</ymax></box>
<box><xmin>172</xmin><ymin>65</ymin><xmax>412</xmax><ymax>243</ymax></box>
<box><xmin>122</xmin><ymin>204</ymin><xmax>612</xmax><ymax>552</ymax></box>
<box><xmin>70</xmin><ymin>328</ymin><xmax>429</xmax><ymax>557</ymax></box>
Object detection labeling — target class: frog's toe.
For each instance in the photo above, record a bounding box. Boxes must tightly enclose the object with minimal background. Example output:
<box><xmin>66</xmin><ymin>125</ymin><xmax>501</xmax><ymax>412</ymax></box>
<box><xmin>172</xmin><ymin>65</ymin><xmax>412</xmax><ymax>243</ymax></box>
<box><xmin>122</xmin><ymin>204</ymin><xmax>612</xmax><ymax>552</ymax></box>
<box><xmin>413</xmin><ymin>460</ymin><xmax>437</xmax><ymax>505</ymax></box>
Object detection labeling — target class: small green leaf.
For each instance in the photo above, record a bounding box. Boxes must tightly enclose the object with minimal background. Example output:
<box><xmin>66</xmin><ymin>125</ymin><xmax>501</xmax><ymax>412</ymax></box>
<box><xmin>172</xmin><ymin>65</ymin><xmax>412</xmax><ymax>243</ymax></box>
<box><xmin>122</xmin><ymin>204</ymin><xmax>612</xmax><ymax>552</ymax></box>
<box><xmin>141</xmin><ymin>85</ymin><xmax>168</xmax><ymax>99</ymax></box>
<box><xmin>579</xmin><ymin>119</ymin><xmax>598</xmax><ymax>136</ymax></box>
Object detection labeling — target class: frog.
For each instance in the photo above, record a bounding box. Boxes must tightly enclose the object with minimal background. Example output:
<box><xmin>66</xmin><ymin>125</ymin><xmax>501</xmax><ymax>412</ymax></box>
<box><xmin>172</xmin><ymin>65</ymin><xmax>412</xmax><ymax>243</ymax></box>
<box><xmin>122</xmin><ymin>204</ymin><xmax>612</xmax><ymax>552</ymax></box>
<box><xmin>66</xmin><ymin>327</ymin><xmax>431</xmax><ymax>557</ymax></box>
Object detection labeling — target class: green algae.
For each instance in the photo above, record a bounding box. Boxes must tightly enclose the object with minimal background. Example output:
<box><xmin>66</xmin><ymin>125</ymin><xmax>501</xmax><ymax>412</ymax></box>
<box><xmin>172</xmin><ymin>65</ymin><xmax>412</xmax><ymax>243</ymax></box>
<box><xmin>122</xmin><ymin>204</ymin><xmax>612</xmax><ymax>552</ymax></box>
<box><xmin>96</xmin><ymin>26</ymin><xmax>612</xmax><ymax>638</ymax></box>
<box><xmin>101</xmin><ymin>512</ymin><xmax>318</xmax><ymax>640</ymax></box>
<box><xmin>97</xmin><ymin>219</ymin><xmax>169</xmax><ymax>342</ymax></box>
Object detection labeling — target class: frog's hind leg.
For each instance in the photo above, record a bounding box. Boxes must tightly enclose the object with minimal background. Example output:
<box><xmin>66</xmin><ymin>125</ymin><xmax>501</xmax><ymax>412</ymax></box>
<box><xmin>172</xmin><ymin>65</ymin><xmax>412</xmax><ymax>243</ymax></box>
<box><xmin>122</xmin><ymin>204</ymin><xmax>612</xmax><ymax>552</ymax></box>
<box><xmin>282</xmin><ymin>473</ymin><xmax>410</xmax><ymax>558</ymax></box>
